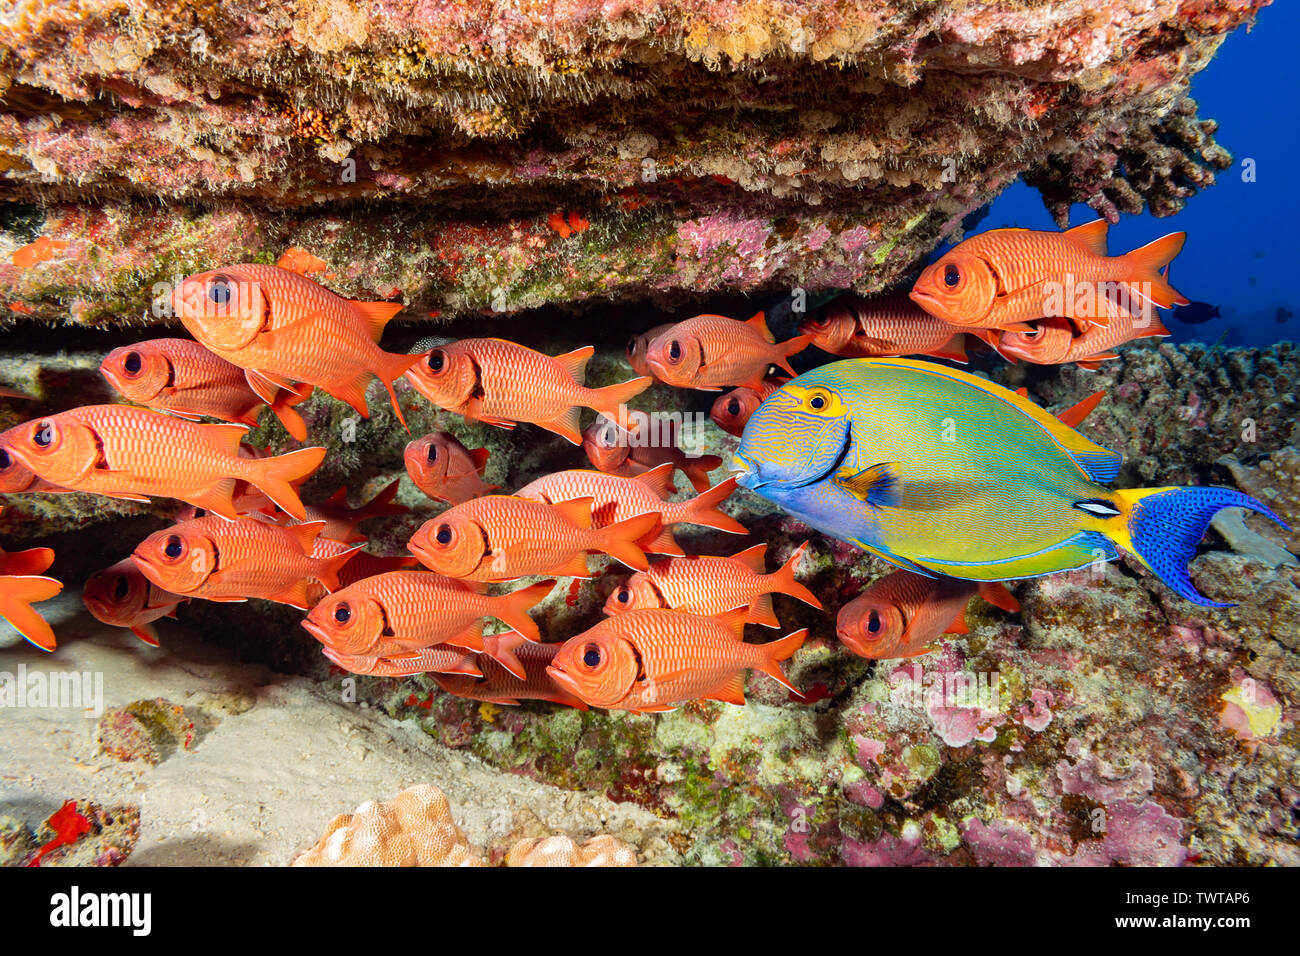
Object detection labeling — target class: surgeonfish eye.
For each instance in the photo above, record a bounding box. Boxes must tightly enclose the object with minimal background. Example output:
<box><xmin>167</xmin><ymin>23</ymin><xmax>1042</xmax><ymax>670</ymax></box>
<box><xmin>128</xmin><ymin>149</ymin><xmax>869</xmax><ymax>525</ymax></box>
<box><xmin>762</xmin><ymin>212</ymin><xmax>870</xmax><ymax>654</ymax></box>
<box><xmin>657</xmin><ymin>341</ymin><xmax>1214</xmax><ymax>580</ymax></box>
<box><xmin>113</xmin><ymin>575</ymin><xmax>130</xmax><ymax>601</ymax></box>
<box><xmin>810</xmin><ymin>396</ymin><xmax>826</xmax><ymax>410</ymax></box>
<box><xmin>726</xmin><ymin>398</ymin><xmax>741</xmax><ymax>416</ymax></box>
<box><xmin>667</xmin><ymin>340</ymin><xmax>682</xmax><ymax>363</ymax></box>
<box><xmin>943</xmin><ymin>264</ymin><xmax>961</xmax><ymax>288</ymax></box>
<box><xmin>207</xmin><ymin>276</ymin><xmax>232</xmax><ymax>305</ymax></box>
<box><xmin>163</xmin><ymin>535</ymin><xmax>184</xmax><ymax>559</ymax></box>
<box><xmin>33</xmin><ymin>422</ymin><xmax>53</xmax><ymax>447</ymax></box>
<box><xmin>867</xmin><ymin>610</ymin><xmax>882</xmax><ymax>634</ymax></box>
<box><xmin>333</xmin><ymin>603</ymin><xmax>351</xmax><ymax>624</ymax></box>
<box><xmin>616</xmin><ymin>587</ymin><xmax>631</xmax><ymax>604</ymax></box>
<box><xmin>582</xmin><ymin>643</ymin><xmax>602</xmax><ymax>667</ymax></box>
<box><xmin>425</xmin><ymin>443</ymin><xmax>438</xmax><ymax>464</ymax></box>
<box><xmin>427</xmin><ymin>350</ymin><xmax>446</xmax><ymax>373</ymax></box>
<box><xmin>123</xmin><ymin>351</ymin><xmax>143</xmax><ymax>375</ymax></box>
<box><xmin>435</xmin><ymin>523</ymin><xmax>453</xmax><ymax>545</ymax></box>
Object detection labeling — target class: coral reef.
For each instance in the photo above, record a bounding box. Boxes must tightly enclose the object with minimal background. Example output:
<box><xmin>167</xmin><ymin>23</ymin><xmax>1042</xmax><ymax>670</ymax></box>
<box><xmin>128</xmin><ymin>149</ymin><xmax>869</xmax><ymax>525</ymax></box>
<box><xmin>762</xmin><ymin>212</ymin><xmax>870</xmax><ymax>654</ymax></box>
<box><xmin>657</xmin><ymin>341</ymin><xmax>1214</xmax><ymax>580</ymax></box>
<box><xmin>0</xmin><ymin>1</ymin><xmax>1267</xmax><ymax>323</ymax></box>
<box><xmin>293</xmin><ymin>782</ymin><xmax>639</xmax><ymax>866</ymax></box>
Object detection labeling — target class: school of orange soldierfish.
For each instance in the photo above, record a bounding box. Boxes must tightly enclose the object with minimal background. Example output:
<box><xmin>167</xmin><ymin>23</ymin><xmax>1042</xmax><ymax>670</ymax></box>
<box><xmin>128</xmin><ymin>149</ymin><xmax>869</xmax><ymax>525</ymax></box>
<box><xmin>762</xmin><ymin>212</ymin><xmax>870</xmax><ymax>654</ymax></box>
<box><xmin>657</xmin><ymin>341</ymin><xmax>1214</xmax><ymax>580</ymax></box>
<box><xmin>0</xmin><ymin>220</ymin><xmax>1186</xmax><ymax>713</ymax></box>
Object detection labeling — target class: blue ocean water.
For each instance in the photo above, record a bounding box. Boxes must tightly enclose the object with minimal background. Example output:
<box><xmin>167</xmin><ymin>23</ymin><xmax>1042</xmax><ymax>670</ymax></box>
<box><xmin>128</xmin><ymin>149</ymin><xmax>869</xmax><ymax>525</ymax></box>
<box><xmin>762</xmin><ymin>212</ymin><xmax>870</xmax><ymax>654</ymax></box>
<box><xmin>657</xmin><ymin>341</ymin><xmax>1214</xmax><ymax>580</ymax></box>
<box><xmin>951</xmin><ymin>2</ymin><xmax>1296</xmax><ymax>347</ymax></box>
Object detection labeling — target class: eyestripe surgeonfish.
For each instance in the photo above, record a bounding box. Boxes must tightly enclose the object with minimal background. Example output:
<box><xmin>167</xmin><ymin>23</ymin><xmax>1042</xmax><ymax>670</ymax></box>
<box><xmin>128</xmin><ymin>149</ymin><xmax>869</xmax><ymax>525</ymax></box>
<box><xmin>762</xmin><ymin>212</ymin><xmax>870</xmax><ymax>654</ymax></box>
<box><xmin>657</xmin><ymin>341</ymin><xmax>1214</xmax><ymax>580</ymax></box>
<box><xmin>732</xmin><ymin>358</ymin><xmax>1288</xmax><ymax>607</ymax></box>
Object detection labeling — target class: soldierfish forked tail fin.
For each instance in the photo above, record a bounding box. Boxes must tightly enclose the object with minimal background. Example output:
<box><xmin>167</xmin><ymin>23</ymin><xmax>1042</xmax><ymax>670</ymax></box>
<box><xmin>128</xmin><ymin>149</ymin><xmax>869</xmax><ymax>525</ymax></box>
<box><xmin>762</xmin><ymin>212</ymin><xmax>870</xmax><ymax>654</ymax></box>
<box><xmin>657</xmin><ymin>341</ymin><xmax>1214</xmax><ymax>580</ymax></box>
<box><xmin>682</xmin><ymin>454</ymin><xmax>723</xmax><ymax>493</ymax></box>
<box><xmin>756</xmin><ymin>627</ymin><xmax>808</xmax><ymax>695</ymax></box>
<box><xmin>679</xmin><ymin>477</ymin><xmax>748</xmax><ymax>534</ymax></box>
<box><xmin>587</xmin><ymin>376</ymin><xmax>654</xmax><ymax>434</ymax></box>
<box><xmin>764</xmin><ymin>541</ymin><xmax>823</xmax><ymax>609</ymax></box>
<box><xmin>489</xmin><ymin>580</ymin><xmax>555</xmax><ymax>642</ymax></box>
<box><xmin>595</xmin><ymin>512</ymin><xmax>660</xmax><ymax>572</ymax></box>
<box><xmin>267</xmin><ymin>385</ymin><xmax>313</xmax><ymax>442</ymax></box>
<box><xmin>1107</xmin><ymin>486</ymin><xmax>1289</xmax><ymax>607</ymax></box>
<box><xmin>773</xmin><ymin>334</ymin><xmax>813</xmax><ymax>377</ymax></box>
<box><xmin>0</xmin><ymin>575</ymin><xmax>63</xmax><ymax>650</ymax></box>
<box><xmin>245</xmin><ymin>446</ymin><xmax>327</xmax><ymax>520</ymax></box>
<box><xmin>1123</xmin><ymin>232</ymin><xmax>1190</xmax><ymax>309</ymax></box>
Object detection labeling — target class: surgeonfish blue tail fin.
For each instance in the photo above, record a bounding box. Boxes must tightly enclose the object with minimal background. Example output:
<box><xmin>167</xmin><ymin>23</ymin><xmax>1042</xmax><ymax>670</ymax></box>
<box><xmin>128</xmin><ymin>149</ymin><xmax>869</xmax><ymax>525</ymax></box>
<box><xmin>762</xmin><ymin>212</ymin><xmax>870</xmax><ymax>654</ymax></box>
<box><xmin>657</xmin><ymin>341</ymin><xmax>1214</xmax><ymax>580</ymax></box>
<box><xmin>1110</xmin><ymin>486</ymin><xmax>1290</xmax><ymax>607</ymax></box>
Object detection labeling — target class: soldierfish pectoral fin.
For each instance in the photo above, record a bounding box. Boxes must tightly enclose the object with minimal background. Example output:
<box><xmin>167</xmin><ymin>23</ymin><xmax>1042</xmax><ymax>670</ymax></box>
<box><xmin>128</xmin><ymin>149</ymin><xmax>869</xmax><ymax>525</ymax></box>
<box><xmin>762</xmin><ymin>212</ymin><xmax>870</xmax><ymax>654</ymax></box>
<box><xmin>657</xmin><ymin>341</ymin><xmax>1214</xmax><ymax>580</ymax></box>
<box><xmin>0</xmin><ymin>575</ymin><xmax>62</xmax><ymax>651</ymax></box>
<box><xmin>834</xmin><ymin>463</ymin><xmax>900</xmax><ymax>508</ymax></box>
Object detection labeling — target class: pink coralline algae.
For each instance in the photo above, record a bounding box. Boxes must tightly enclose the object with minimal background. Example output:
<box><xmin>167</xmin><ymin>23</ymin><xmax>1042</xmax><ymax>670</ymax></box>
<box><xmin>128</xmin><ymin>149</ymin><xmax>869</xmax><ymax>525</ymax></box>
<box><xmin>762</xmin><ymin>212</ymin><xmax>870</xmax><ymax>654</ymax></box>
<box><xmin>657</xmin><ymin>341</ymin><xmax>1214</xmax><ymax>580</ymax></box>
<box><xmin>1060</xmin><ymin>800</ymin><xmax>1188</xmax><ymax>867</ymax></box>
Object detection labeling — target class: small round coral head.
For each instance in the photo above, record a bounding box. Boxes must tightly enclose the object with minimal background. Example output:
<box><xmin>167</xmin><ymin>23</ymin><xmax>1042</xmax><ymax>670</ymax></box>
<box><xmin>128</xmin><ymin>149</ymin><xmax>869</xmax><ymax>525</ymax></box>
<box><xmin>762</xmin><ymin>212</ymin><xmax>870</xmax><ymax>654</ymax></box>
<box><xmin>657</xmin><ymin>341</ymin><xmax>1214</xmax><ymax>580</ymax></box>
<box><xmin>836</xmin><ymin>595</ymin><xmax>907</xmax><ymax>659</ymax></box>
<box><xmin>909</xmin><ymin>251</ymin><xmax>998</xmax><ymax>326</ymax></box>
<box><xmin>302</xmin><ymin>590</ymin><xmax>386</xmax><ymax>655</ymax></box>
<box><xmin>100</xmin><ymin>343</ymin><xmax>171</xmax><ymax>404</ymax></box>
<box><xmin>132</xmin><ymin>526</ymin><xmax>217</xmax><ymax>595</ymax></box>
<box><xmin>547</xmin><ymin>629</ymin><xmax>640</xmax><ymax>709</ymax></box>
<box><xmin>4</xmin><ymin>416</ymin><xmax>100</xmax><ymax>486</ymax></box>
<box><xmin>407</xmin><ymin>513</ymin><xmax>487</xmax><ymax>579</ymax></box>
<box><xmin>172</xmin><ymin>266</ymin><xmax>269</xmax><ymax>351</ymax></box>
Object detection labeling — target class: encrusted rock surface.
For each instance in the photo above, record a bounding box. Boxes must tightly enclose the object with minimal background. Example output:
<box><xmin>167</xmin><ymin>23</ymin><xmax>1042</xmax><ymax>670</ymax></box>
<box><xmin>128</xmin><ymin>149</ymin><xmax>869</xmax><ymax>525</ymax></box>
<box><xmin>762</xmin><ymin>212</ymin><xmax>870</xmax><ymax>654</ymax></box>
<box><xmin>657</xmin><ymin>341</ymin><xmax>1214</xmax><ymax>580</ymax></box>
<box><xmin>0</xmin><ymin>0</ymin><xmax>1266</xmax><ymax>323</ymax></box>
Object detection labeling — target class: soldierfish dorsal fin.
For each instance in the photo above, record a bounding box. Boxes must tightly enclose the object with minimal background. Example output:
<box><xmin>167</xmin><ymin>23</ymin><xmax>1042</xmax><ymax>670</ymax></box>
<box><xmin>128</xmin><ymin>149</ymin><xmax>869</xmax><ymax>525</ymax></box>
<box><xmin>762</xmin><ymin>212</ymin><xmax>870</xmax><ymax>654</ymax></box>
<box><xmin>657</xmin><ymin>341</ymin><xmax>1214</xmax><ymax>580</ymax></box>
<box><xmin>835</xmin><ymin>463</ymin><xmax>900</xmax><ymax>508</ymax></box>
<box><xmin>730</xmin><ymin>543</ymin><xmax>767</xmax><ymax>573</ymax></box>
<box><xmin>553</xmin><ymin>345</ymin><xmax>594</xmax><ymax>383</ymax></box>
<box><xmin>715</xmin><ymin>605</ymin><xmax>749</xmax><ymax>640</ymax></box>
<box><xmin>550</xmin><ymin>496</ymin><xmax>594</xmax><ymax>529</ymax></box>
<box><xmin>746</xmin><ymin>311</ymin><xmax>775</xmax><ymax>343</ymax></box>
<box><xmin>350</xmin><ymin>300</ymin><xmax>405</xmax><ymax>343</ymax></box>
<box><xmin>633</xmin><ymin>462</ymin><xmax>676</xmax><ymax>500</ymax></box>
<box><xmin>285</xmin><ymin>520</ymin><xmax>326</xmax><ymax>554</ymax></box>
<box><xmin>1062</xmin><ymin>219</ymin><xmax>1109</xmax><ymax>257</ymax></box>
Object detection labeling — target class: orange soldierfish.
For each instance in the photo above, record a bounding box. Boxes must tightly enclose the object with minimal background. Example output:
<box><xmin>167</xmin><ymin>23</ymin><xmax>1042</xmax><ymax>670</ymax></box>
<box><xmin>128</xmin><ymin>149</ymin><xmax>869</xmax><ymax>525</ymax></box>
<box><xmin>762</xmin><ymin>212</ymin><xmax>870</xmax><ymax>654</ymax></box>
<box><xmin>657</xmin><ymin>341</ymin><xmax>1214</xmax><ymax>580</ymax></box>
<box><xmin>171</xmin><ymin>264</ymin><xmax>417</xmax><ymax>426</ymax></box>
<box><xmin>433</xmin><ymin>634</ymin><xmax>588</xmax><ymax>709</ymax></box>
<box><xmin>298</xmin><ymin>480</ymin><xmax>406</xmax><ymax>543</ymax></box>
<box><xmin>100</xmin><ymin>338</ymin><xmax>312</xmax><ymax>441</ymax></box>
<box><xmin>547</xmin><ymin>608</ymin><xmax>806</xmax><ymax>712</ymax></box>
<box><xmin>836</xmin><ymin>570</ymin><xmax>1019</xmax><ymax>660</ymax></box>
<box><xmin>709</xmin><ymin>376</ymin><xmax>789</xmax><ymax>438</ymax></box>
<box><xmin>82</xmin><ymin>557</ymin><xmax>186</xmax><ymax>647</ymax></box>
<box><xmin>1</xmin><ymin>405</ymin><xmax>324</xmax><ymax>519</ymax></box>
<box><xmin>407</xmin><ymin>495</ymin><xmax>659</xmax><ymax>582</ymax></box>
<box><xmin>625</xmin><ymin>323</ymin><xmax>673</xmax><ymax>377</ymax></box>
<box><xmin>0</xmin><ymin>516</ymin><xmax>62</xmax><ymax>651</ymax></box>
<box><xmin>302</xmin><ymin>571</ymin><xmax>553</xmax><ymax>666</ymax></box>
<box><xmin>910</xmin><ymin>220</ymin><xmax>1189</xmax><ymax>333</ymax></box>
<box><xmin>404</xmin><ymin>338</ymin><xmax>651</xmax><ymax>444</ymax></box>
<box><xmin>516</xmin><ymin>465</ymin><xmax>746</xmax><ymax>556</ymax></box>
<box><xmin>643</xmin><ymin>312</ymin><xmax>811</xmax><ymax>391</ymax></box>
<box><xmin>799</xmin><ymin>294</ymin><xmax>968</xmax><ymax>363</ymax></box>
<box><xmin>604</xmin><ymin>542</ymin><xmax>821</xmax><ymax>626</ymax></box>
<box><xmin>404</xmin><ymin>432</ymin><xmax>499</xmax><ymax>505</ymax></box>
<box><xmin>582</xmin><ymin>418</ymin><xmax>722</xmax><ymax>494</ymax></box>
<box><xmin>322</xmin><ymin>644</ymin><xmax>482</xmax><ymax>678</ymax></box>
<box><xmin>132</xmin><ymin>515</ymin><xmax>360</xmax><ymax>609</ymax></box>
<box><xmin>999</xmin><ymin>309</ymin><xmax>1170</xmax><ymax>369</ymax></box>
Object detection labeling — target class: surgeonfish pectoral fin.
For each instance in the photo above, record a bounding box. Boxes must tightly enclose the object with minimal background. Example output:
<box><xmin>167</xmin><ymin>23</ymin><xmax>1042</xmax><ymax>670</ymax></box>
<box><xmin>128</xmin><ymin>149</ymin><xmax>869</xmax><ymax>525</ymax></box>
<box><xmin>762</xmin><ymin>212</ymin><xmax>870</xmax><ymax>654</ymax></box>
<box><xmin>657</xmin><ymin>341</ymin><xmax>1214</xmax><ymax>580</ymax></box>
<box><xmin>834</xmin><ymin>463</ymin><xmax>900</xmax><ymax>508</ymax></box>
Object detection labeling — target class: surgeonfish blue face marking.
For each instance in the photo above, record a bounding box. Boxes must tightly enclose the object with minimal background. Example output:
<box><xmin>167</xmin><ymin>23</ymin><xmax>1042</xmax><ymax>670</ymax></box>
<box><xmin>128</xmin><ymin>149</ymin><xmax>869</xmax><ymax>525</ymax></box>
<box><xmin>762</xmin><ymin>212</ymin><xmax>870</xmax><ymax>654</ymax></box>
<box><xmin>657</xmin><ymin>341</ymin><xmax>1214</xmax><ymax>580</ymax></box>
<box><xmin>735</xmin><ymin>382</ymin><xmax>851</xmax><ymax>491</ymax></box>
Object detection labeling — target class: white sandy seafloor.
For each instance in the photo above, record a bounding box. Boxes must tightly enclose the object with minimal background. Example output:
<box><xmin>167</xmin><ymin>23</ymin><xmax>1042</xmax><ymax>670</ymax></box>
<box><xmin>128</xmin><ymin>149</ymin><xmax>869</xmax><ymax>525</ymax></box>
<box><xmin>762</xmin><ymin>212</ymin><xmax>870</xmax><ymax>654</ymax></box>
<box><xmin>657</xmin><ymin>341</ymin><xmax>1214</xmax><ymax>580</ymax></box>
<box><xmin>0</xmin><ymin>592</ymin><xmax>679</xmax><ymax>866</ymax></box>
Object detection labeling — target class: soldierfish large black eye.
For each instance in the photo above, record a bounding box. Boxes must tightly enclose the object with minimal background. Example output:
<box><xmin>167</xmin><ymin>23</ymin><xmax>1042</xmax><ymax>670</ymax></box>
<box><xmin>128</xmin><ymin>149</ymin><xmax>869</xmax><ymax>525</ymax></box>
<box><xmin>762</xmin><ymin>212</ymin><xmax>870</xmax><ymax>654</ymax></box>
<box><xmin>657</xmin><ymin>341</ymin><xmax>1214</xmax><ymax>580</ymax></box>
<box><xmin>867</xmin><ymin>610</ymin><xmax>882</xmax><ymax>634</ymax></box>
<box><xmin>123</xmin><ymin>351</ymin><xmax>143</xmax><ymax>375</ymax></box>
<box><xmin>435</xmin><ymin>524</ymin><xmax>452</xmax><ymax>545</ymax></box>
<box><xmin>163</xmin><ymin>535</ymin><xmax>184</xmax><ymax>559</ymax></box>
<box><xmin>333</xmin><ymin>603</ymin><xmax>351</xmax><ymax>624</ymax></box>
<box><xmin>616</xmin><ymin>588</ymin><xmax>630</xmax><ymax>604</ymax></box>
<box><xmin>582</xmin><ymin>643</ymin><xmax>602</xmax><ymax>667</ymax></box>
<box><xmin>0</xmin><ymin>449</ymin><xmax>10</xmax><ymax>469</ymax></box>
<box><xmin>33</xmin><ymin>422</ymin><xmax>53</xmax><ymax>447</ymax></box>
<box><xmin>726</xmin><ymin>398</ymin><xmax>740</xmax><ymax>416</ymax></box>
<box><xmin>425</xmin><ymin>443</ymin><xmax>438</xmax><ymax>464</ymax></box>
<box><xmin>943</xmin><ymin>264</ymin><xmax>960</xmax><ymax>288</ymax></box>
<box><xmin>428</xmin><ymin>350</ymin><xmax>445</xmax><ymax>373</ymax></box>
<box><xmin>113</xmin><ymin>575</ymin><xmax>130</xmax><ymax>601</ymax></box>
<box><xmin>207</xmin><ymin>277</ymin><xmax>232</xmax><ymax>305</ymax></box>
<box><xmin>668</xmin><ymin>340</ymin><xmax>682</xmax><ymax>362</ymax></box>
<box><xmin>626</xmin><ymin>338</ymin><xmax>638</xmax><ymax>356</ymax></box>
